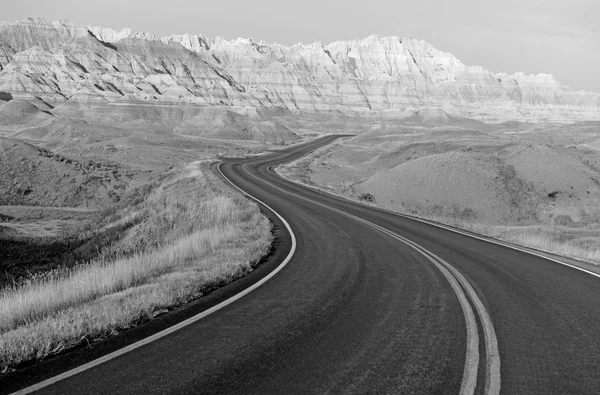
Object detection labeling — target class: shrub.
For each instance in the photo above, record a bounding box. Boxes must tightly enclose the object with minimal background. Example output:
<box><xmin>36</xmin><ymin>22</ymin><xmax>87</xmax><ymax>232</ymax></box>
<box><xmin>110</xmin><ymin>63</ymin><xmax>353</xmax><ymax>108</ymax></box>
<box><xmin>358</xmin><ymin>192</ymin><xmax>375</xmax><ymax>202</ymax></box>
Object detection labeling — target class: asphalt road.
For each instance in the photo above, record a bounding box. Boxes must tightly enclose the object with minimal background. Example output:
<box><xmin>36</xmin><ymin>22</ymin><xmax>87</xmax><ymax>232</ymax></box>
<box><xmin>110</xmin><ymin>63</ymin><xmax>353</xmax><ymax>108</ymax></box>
<box><xmin>5</xmin><ymin>135</ymin><xmax>600</xmax><ymax>394</ymax></box>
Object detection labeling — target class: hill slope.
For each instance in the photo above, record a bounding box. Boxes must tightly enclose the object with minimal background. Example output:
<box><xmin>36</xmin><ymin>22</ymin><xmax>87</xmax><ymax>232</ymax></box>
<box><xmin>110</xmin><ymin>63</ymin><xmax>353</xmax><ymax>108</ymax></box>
<box><xmin>0</xmin><ymin>137</ymin><xmax>150</xmax><ymax>207</ymax></box>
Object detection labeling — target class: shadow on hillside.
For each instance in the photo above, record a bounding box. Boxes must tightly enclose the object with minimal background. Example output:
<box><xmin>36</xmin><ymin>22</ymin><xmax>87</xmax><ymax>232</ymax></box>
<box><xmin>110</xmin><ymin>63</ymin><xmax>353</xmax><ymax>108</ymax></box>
<box><xmin>0</xmin><ymin>222</ymin><xmax>133</xmax><ymax>288</ymax></box>
<box><xmin>0</xmin><ymin>237</ymin><xmax>81</xmax><ymax>287</ymax></box>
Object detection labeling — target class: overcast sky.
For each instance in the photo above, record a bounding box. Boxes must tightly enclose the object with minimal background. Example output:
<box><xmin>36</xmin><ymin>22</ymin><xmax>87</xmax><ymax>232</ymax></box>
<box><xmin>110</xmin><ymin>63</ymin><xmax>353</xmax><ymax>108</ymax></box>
<box><xmin>5</xmin><ymin>0</ymin><xmax>599</xmax><ymax>92</ymax></box>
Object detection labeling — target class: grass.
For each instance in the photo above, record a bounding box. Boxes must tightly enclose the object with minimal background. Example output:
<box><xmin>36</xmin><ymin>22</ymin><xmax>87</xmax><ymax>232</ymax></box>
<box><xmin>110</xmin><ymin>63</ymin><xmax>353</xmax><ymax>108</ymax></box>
<box><xmin>0</xmin><ymin>161</ymin><xmax>272</xmax><ymax>372</ymax></box>
<box><xmin>433</xmin><ymin>219</ymin><xmax>600</xmax><ymax>265</ymax></box>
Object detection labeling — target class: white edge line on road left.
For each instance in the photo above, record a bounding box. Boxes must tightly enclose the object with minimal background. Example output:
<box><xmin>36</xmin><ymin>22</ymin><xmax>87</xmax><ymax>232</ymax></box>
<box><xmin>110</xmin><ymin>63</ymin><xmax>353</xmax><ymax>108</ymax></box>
<box><xmin>12</xmin><ymin>162</ymin><xmax>297</xmax><ymax>395</ymax></box>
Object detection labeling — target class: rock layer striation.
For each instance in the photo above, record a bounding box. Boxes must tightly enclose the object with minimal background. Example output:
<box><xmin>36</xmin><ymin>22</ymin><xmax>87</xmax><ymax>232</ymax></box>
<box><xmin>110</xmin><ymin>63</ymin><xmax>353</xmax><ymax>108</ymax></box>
<box><xmin>1</xmin><ymin>17</ymin><xmax>598</xmax><ymax>123</ymax></box>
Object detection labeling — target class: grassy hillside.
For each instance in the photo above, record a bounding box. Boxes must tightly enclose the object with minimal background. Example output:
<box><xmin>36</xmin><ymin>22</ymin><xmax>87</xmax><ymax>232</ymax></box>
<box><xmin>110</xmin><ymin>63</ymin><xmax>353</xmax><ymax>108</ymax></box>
<box><xmin>0</xmin><ymin>162</ymin><xmax>272</xmax><ymax>372</ymax></box>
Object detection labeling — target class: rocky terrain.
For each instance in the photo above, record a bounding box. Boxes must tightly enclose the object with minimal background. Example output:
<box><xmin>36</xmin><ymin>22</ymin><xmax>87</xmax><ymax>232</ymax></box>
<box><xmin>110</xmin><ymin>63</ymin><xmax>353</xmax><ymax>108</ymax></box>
<box><xmin>0</xmin><ymin>17</ymin><xmax>598</xmax><ymax>126</ymax></box>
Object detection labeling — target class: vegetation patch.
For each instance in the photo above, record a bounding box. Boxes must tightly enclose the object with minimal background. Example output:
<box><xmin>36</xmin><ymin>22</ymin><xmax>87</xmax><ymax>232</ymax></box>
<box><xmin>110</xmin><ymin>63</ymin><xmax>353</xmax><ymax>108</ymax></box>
<box><xmin>430</xmin><ymin>218</ymin><xmax>600</xmax><ymax>265</ymax></box>
<box><xmin>358</xmin><ymin>192</ymin><xmax>375</xmax><ymax>203</ymax></box>
<box><xmin>0</xmin><ymin>161</ymin><xmax>272</xmax><ymax>373</ymax></box>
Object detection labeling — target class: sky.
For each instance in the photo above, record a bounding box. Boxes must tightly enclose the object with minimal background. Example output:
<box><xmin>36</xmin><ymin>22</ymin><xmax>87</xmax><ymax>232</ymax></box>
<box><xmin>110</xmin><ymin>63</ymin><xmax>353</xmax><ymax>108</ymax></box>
<box><xmin>4</xmin><ymin>0</ymin><xmax>600</xmax><ymax>92</ymax></box>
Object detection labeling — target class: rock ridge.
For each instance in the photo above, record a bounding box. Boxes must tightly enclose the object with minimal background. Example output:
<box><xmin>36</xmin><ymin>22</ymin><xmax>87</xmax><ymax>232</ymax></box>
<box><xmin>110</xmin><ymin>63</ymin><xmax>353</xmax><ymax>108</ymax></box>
<box><xmin>0</xmin><ymin>17</ymin><xmax>598</xmax><ymax>123</ymax></box>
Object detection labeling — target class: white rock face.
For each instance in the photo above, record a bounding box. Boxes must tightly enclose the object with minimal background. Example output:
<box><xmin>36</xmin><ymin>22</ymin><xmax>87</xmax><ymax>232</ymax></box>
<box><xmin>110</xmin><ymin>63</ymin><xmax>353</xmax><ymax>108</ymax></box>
<box><xmin>88</xmin><ymin>26</ymin><xmax>159</xmax><ymax>43</ymax></box>
<box><xmin>0</xmin><ymin>18</ymin><xmax>598</xmax><ymax>123</ymax></box>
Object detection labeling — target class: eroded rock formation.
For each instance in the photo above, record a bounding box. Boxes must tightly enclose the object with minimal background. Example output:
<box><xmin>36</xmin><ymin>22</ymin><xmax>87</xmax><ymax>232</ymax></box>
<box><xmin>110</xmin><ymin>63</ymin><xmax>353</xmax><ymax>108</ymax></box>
<box><xmin>0</xmin><ymin>17</ymin><xmax>598</xmax><ymax>123</ymax></box>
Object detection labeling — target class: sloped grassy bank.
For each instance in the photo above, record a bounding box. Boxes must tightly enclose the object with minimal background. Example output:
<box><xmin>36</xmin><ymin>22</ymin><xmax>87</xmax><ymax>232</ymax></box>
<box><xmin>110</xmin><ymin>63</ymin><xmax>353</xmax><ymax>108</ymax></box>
<box><xmin>279</xmin><ymin>157</ymin><xmax>600</xmax><ymax>266</ymax></box>
<box><xmin>0</xmin><ymin>161</ymin><xmax>272</xmax><ymax>373</ymax></box>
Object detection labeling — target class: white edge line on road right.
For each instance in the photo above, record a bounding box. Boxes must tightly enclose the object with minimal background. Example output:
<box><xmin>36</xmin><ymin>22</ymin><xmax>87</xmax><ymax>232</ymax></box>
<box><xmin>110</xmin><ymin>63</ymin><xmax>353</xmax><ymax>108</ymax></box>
<box><xmin>269</xmin><ymin>165</ymin><xmax>600</xmax><ymax>281</ymax></box>
<box><xmin>398</xmin><ymin>215</ymin><xmax>600</xmax><ymax>280</ymax></box>
<box><xmin>12</xmin><ymin>163</ymin><xmax>297</xmax><ymax>395</ymax></box>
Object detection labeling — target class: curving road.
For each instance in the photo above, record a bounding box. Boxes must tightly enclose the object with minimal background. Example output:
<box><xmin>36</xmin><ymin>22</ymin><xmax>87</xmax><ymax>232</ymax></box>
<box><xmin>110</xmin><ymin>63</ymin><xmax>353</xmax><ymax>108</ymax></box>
<box><xmin>5</xmin><ymin>135</ymin><xmax>600</xmax><ymax>394</ymax></box>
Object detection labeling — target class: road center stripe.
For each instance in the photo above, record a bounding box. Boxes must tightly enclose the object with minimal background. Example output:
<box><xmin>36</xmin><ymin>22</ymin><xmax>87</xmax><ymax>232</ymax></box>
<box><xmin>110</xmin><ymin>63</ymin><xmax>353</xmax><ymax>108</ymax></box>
<box><xmin>365</xmin><ymin>221</ymin><xmax>501</xmax><ymax>395</ymax></box>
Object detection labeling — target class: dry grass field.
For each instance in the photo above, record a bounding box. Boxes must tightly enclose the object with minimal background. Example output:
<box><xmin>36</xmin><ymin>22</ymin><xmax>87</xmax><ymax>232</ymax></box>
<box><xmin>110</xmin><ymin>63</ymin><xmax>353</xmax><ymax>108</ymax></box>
<box><xmin>0</xmin><ymin>162</ymin><xmax>271</xmax><ymax>372</ymax></box>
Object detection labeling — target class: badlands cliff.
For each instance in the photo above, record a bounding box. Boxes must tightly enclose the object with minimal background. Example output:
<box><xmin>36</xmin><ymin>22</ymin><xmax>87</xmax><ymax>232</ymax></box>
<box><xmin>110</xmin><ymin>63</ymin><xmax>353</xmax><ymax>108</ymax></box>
<box><xmin>0</xmin><ymin>17</ymin><xmax>599</xmax><ymax>123</ymax></box>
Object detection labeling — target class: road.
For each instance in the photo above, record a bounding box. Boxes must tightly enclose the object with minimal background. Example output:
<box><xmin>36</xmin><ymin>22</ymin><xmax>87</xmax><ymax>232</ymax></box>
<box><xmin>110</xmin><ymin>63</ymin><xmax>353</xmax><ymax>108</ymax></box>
<box><xmin>5</xmin><ymin>135</ymin><xmax>600</xmax><ymax>394</ymax></box>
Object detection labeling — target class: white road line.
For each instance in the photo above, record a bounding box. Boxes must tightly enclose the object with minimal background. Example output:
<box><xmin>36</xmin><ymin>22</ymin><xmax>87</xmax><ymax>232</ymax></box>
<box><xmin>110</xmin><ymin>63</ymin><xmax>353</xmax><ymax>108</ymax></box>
<box><xmin>394</xmin><ymin>215</ymin><xmax>600</xmax><ymax>280</ymax></box>
<box><xmin>11</xmin><ymin>163</ymin><xmax>297</xmax><ymax>395</ymax></box>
